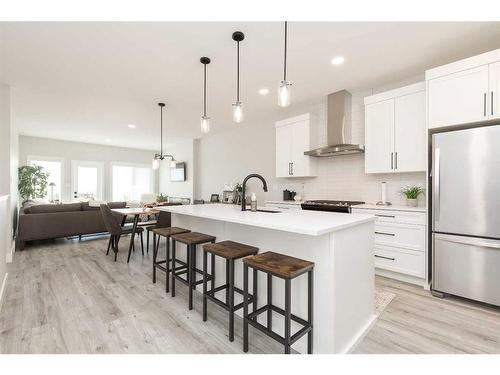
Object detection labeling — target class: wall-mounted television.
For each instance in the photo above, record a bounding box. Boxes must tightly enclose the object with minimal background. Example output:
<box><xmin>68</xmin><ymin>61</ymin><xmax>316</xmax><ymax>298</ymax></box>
<box><xmin>170</xmin><ymin>162</ymin><xmax>186</xmax><ymax>182</ymax></box>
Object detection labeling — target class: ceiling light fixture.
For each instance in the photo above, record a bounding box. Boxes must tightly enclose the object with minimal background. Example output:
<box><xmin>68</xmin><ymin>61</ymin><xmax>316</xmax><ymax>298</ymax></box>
<box><xmin>200</xmin><ymin>56</ymin><xmax>211</xmax><ymax>134</ymax></box>
<box><xmin>278</xmin><ymin>21</ymin><xmax>292</xmax><ymax>107</ymax></box>
<box><xmin>331</xmin><ymin>56</ymin><xmax>345</xmax><ymax>65</ymax></box>
<box><xmin>232</xmin><ymin>31</ymin><xmax>245</xmax><ymax>123</ymax></box>
<box><xmin>259</xmin><ymin>88</ymin><xmax>270</xmax><ymax>95</ymax></box>
<box><xmin>152</xmin><ymin>103</ymin><xmax>176</xmax><ymax>170</ymax></box>
<box><xmin>127</xmin><ymin>124</ymin><xmax>136</xmax><ymax>129</ymax></box>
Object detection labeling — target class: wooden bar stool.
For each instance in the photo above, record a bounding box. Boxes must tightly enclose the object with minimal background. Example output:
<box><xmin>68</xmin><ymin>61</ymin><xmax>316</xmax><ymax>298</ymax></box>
<box><xmin>202</xmin><ymin>240</ymin><xmax>259</xmax><ymax>342</ymax></box>
<box><xmin>242</xmin><ymin>251</ymin><xmax>314</xmax><ymax>354</ymax></box>
<box><xmin>151</xmin><ymin>226</ymin><xmax>190</xmax><ymax>292</ymax></box>
<box><xmin>171</xmin><ymin>232</ymin><xmax>216</xmax><ymax>310</ymax></box>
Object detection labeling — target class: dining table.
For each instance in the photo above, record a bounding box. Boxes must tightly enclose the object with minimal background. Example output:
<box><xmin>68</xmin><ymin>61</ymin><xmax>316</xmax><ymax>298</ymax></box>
<box><xmin>112</xmin><ymin>207</ymin><xmax>160</xmax><ymax>263</ymax></box>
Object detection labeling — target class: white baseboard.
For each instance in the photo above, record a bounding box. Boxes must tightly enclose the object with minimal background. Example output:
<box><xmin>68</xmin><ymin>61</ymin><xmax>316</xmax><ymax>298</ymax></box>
<box><xmin>6</xmin><ymin>239</ymin><xmax>14</xmax><ymax>263</ymax></box>
<box><xmin>0</xmin><ymin>273</ymin><xmax>8</xmax><ymax>312</ymax></box>
<box><xmin>343</xmin><ymin>314</ymin><xmax>378</xmax><ymax>354</ymax></box>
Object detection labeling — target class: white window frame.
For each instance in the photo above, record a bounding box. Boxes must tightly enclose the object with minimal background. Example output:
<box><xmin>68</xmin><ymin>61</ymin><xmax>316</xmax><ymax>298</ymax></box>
<box><xmin>27</xmin><ymin>155</ymin><xmax>65</xmax><ymax>201</ymax></box>
<box><xmin>110</xmin><ymin>161</ymin><xmax>154</xmax><ymax>202</ymax></box>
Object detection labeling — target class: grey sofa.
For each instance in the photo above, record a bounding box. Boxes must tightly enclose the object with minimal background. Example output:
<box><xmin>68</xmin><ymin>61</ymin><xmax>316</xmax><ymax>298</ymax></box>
<box><xmin>18</xmin><ymin>201</ymin><xmax>127</xmax><ymax>250</ymax></box>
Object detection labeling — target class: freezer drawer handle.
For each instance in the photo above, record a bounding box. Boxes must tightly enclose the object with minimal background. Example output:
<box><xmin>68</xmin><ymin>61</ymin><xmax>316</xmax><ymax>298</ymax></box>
<box><xmin>375</xmin><ymin>254</ymin><xmax>395</xmax><ymax>261</ymax></box>
<box><xmin>375</xmin><ymin>231</ymin><xmax>395</xmax><ymax>236</ymax></box>
<box><xmin>435</xmin><ymin>234</ymin><xmax>500</xmax><ymax>249</ymax></box>
<box><xmin>375</xmin><ymin>214</ymin><xmax>395</xmax><ymax>218</ymax></box>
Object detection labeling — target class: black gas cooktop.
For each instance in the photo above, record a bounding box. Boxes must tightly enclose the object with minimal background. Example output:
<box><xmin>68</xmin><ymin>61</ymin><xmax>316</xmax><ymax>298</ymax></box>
<box><xmin>301</xmin><ymin>200</ymin><xmax>365</xmax><ymax>213</ymax></box>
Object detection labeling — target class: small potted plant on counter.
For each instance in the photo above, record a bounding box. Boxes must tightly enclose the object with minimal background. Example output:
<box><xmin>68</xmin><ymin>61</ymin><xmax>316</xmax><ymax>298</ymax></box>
<box><xmin>400</xmin><ymin>185</ymin><xmax>424</xmax><ymax>207</ymax></box>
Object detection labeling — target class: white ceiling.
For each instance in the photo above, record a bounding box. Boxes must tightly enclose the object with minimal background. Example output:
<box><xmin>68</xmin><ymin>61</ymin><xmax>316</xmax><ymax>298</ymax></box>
<box><xmin>1</xmin><ymin>22</ymin><xmax>500</xmax><ymax>150</ymax></box>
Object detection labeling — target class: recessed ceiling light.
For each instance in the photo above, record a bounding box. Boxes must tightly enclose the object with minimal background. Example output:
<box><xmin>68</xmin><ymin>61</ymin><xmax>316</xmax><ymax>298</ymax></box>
<box><xmin>331</xmin><ymin>56</ymin><xmax>345</xmax><ymax>65</ymax></box>
<box><xmin>128</xmin><ymin>124</ymin><xmax>136</xmax><ymax>129</ymax></box>
<box><xmin>259</xmin><ymin>88</ymin><xmax>270</xmax><ymax>95</ymax></box>
<box><xmin>105</xmin><ymin>138</ymin><xmax>111</xmax><ymax>143</ymax></box>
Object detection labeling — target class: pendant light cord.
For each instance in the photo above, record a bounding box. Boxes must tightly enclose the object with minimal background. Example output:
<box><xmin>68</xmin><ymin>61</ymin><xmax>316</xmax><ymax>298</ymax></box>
<box><xmin>203</xmin><ymin>63</ymin><xmax>207</xmax><ymax>116</ymax></box>
<box><xmin>283</xmin><ymin>21</ymin><xmax>288</xmax><ymax>81</ymax></box>
<box><xmin>160</xmin><ymin>105</ymin><xmax>163</xmax><ymax>156</ymax></box>
<box><xmin>237</xmin><ymin>41</ymin><xmax>240</xmax><ymax>102</ymax></box>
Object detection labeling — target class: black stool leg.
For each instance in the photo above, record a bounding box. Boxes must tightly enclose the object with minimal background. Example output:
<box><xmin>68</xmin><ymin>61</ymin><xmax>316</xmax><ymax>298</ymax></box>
<box><xmin>171</xmin><ymin>239</ymin><xmax>176</xmax><ymax>298</ymax></box>
<box><xmin>284</xmin><ymin>278</ymin><xmax>291</xmax><ymax>354</ymax></box>
<box><xmin>152</xmin><ymin>232</ymin><xmax>157</xmax><ymax>283</ymax></box>
<box><xmin>253</xmin><ymin>268</ymin><xmax>258</xmax><ymax>313</ymax></box>
<box><xmin>267</xmin><ymin>274</ymin><xmax>272</xmax><ymax>330</ymax></box>
<box><xmin>146</xmin><ymin>230</ymin><xmax>150</xmax><ymax>254</ymax></box>
<box><xmin>203</xmin><ymin>250</ymin><xmax>208</xmax><ymax>322</ymax></box>
<box><xmin>308</xmin><ymin>270</ymin><xmax>314</xmax><ymax>354</ymax></box>
<box><xmin>188</xmin><ymin>244</ymin><xmax>194</xmax><ymax>310</ymax></box>
<box><xmin>210</xmin><ymin>252</ymin><xmax>215</xmax><ymax>293</ymax></box>
<box><xmin>225</xmin><ymin>259</ymin><xmax>230</xmax><ymax>303</ymax></box>
<box><xmin>165</xmin><ymin>236</ymin><xmax>170</xmax><ymax>293</ymax></box>
<box><xmin>192</xmin><ymin>246</ymin><xmax>197</xmax><ymax>290</ymax></box>
<box><xmin>243</xmin><ymin>264</ymin><xmax>249</xmax><ymax>353</ymax></box>
<box><xmin>228</xmin><ymin>259</ymin><xmax>235</xmax><ymax>342</ymax></box>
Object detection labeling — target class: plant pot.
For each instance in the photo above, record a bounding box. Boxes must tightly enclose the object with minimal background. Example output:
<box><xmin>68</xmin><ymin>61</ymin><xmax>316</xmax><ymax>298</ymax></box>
<box><xmin>406</xmin><ymin>198</ymin><xmax>418</xmax><ymax>207</ymax></box>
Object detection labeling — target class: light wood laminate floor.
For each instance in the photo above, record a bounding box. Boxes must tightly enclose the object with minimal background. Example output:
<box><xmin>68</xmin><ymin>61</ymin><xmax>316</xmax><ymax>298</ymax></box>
<box><xmin>1</xmin><ymin>236</ymin><xmax>500</xmax><ymax>354</ymax></box>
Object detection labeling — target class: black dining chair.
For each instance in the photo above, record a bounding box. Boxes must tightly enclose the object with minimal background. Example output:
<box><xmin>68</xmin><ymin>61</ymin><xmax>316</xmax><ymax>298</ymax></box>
<box><xmin>100</xmin><ymin>204</ymin><xmax>144</xmax><ymax>262</ymax></box>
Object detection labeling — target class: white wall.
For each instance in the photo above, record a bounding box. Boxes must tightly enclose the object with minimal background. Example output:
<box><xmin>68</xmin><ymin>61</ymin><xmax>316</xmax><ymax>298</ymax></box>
<box><xmin>0</xmin><ymin>83</ymin><xmax>11</xmax><ymax>297</ymax></box>
<box><xmin>196</xmin><ymin>76</ymin><xmax>426</xmax><ymax>206</ymax></box>
<box><xmin>18</xmin><ymin>136</ymin><xmax>159</xmax><ymax>202</ymax></box>
<box><xmin>158</xmin><ymin>139</ymin><xmax>195</xmax><ymax>202</ymax></box>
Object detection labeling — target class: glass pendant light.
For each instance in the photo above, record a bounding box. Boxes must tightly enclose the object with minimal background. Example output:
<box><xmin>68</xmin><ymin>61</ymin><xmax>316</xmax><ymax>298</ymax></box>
<box><xmin>200</xmin><ymin>56</ymin><xmax>211</xmax><ymax>134</ymax></box>
<box><xmin>232</xmin><ymin>31</ymin><xmax>245</xmax><ymax>123</ymax></box>
<box><xmin>278</xmin><ymin>21</ymin><xmax>292</xmax><ymax>107</ymax></box>
<box><xmin>152</xmin><ymin>102</ymin><xmax>176</xmax><ymax>170</ymax></box>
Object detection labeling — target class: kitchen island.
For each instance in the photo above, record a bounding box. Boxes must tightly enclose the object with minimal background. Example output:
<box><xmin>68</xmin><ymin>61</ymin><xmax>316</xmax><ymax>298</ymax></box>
<box><xmin>157</xmin><ymin>203</ymin><xmax>376</xmax><ymax>353</ymax></box>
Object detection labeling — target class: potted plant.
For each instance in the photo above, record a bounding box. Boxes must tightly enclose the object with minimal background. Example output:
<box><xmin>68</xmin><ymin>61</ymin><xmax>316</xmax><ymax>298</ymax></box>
<box><xmin>157</xmin><ymin>193</ymin><xmax>169</xmax><ymax>204</ymax></box>
<box><xmin>400</xmin><ymin>185</ymin><xmax>424</xmax><ymax>207</ymax></box>
<box><xmin>18</xmin><ymin>165</ymin><xmax>49</xmax><ymax>203</ymax></box>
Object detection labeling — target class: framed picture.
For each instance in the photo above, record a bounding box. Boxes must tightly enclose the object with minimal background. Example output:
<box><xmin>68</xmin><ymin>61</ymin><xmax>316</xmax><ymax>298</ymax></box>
<box><xmin>210</xmin><ymin>194</ymin><xmax>220</xmax><ymax>203</ymax></box>
<box><xmin>222</xmin><ymin>191</ymin><xmax>234</xmax><ymax>203</ymax></box>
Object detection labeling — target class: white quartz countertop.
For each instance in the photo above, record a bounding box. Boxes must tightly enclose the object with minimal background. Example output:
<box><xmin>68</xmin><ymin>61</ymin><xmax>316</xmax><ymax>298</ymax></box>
<box><xmin>157</xmin><ymin>203</ymin><xmax>374</xmax><ymax>236</ymax></box>
<box><xmin>265</xmin><ymin>200</ymin><xmax>303</xmax><ymax>205</ymax></box>
<box><xmin>353</xmin><ymin>203</ymin><xmax>426</xmax><ymax>213</ymax></box>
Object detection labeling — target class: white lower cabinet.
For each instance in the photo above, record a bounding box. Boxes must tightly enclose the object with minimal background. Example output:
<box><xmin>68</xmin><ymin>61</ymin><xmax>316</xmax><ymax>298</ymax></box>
<box><xmin>352</xmin><ymin>207</ymin><xmax>427</xmax><ymax>286</ymax></box>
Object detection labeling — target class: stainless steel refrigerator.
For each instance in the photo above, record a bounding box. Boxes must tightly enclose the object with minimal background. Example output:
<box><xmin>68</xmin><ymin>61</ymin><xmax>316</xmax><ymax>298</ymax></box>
<box><xmin>432</xmin><ymin>124</ymin><xmax>500</xmax><ymax>306</ymax></box>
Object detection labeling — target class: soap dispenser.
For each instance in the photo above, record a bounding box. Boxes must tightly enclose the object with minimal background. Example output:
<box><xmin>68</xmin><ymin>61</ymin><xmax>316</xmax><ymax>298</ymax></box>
<box><xmin>250</xmin><ymin>193</ymin><xmax>257</xmax><ymax>212</ymax></box>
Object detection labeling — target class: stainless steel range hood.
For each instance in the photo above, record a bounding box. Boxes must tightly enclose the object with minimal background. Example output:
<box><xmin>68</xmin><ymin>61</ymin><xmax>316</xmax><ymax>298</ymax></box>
<box><xmin>304</xmin><ymin>90</ymin><xmax>364</xmax><ymax>157</ymax></box>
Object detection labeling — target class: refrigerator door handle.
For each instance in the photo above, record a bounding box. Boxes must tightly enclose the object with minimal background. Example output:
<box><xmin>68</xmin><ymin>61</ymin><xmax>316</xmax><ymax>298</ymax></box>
<box><xmin>434</xmin><ymin>147</ymin><xmax>440</xmax><ymax>223</ymax></box>
<box><xmin>434</xmin><ymin>233</ymin><xmax>500</xmax><ymax>249</ymax></box>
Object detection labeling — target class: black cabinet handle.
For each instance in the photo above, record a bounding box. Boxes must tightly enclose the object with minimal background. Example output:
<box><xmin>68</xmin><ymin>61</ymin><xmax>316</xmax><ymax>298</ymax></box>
<box><xmin>375</xmin><ymin>254</ymin><xmax>395</xmax><ymax>261</ymax></box>
<box><xmin>492</xmin><ymin>91</ymin><xmax>494</xmax><ymax>116</ymax></box>
<box><xmin>375</xmin><ymin>214</ymin><xmax>395</xmax><ymax>218</ymax></box>
<box><xmin>375</xmin><ymin>231</ymin><xmax>395</xmax><ymax>236</ymax></box>
<box><xmin>484</xmin><ymin>92</ymin><xmax>487</xmax><ymax>117</ymax></box>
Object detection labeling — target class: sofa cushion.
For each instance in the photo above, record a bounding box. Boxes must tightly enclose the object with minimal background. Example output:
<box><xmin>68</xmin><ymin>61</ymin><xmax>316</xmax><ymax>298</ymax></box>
<box><xmin>27</xmin><ymin>202</ymin><xmax>83</xmax><ymax>214</ymax></box>
<box><xmin>82</xmin><ymin>201</ymin><xmax>127</xmax><ymax>211</ymax></box>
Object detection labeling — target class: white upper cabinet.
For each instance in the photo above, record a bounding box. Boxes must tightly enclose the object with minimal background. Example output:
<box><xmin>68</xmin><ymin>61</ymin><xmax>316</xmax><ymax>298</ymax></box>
<box><xmin>364</xmin><ymin>82</ymin><xmax>426</xmax><ymax>174</ymax></box>
<box><xmin>365</xmin><ymin>100</ymin><xmax>394</xmax><ymax>173</ymax></box>
<box><xmin>426</xmin><ymin>48</ymin><xmax>500</xmax><ymax>129</ymax></box>
<box><xmin>394</xmin><ymin>91</ymin><xmax>426</xmax><ymax>172</ymax></box>
<box><xmin>428</xmin><ymin>65</ymin><xmax>489</xmax><ymax>128</ymax></box>
<box><xmin>489</xmin><ymin>61</ymin><xmax>500</xmax><ymax>120</ymax></box>
<box><xmin>275</xmin><ymin>113</ymin><xmax>316</xmax><ymax>178</ymax></box>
